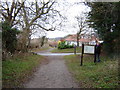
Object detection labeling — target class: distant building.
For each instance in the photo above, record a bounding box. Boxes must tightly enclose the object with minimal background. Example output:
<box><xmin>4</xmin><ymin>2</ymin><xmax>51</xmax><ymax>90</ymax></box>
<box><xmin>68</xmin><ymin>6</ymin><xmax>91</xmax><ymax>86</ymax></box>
<box><xmin>48</xmin><ymin>37</ymin><xmax>70</xmax><ymax>47</ymax></box>
<box><xmin>89</xmin><ymin>36</ymin><xmax>97</xmax><ymax>45</ymax></box>
<box><xmin>64</xmin><ymin>34</ymin><xmax>77</xmax><ymax>46</ymax></box>
<box><xmin>48</xmin><ymin>34</ymin><xmax>103</xmax><ymax>47</ymax></box>
<box><xmin>63</xmin><ymin>34</ymin><xmax>97</xmax><ymax>46</ymax></box>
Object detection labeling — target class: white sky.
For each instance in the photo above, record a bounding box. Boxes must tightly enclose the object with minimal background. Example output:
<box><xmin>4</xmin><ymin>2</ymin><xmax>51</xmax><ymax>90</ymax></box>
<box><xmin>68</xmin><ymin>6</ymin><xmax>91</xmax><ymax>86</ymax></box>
<box><xmin>45</xmin><ymin>1</ymin><xmax>90</xmax><ymax>38</ymax></box>
<box><xmin>45</xmin><ymin>0</ymin><xmax>120</xmax><ymax>38</ymax></box>
<box><xmin>43</xmin><ymin>0</ymin><xmax>90</xmax><ymax>38</ymax></box>
<box><xmin>3</xmin><ymin>0</ymin><xmax>120</xmax><ymax>38</ymax></box>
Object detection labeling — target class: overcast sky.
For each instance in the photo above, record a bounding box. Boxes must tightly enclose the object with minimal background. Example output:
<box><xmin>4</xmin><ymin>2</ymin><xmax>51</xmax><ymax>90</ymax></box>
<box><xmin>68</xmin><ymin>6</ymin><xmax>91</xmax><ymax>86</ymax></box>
<box><xmin>4</xmin><ymin>0</ymin><xmax>119</xmax><ymax>39</ymax></box>
<box><xmin>45</xmin><ymin>0</ymin><xmax>120</xmax><ymax>38</ymax></box>
<box><xmin>3</xmin><ymin>0</ymin><xmax>120</xmax><ymax>38</ymax></box>
<box><xmin>45</xmin><ymin>1</ymin><xmax>90</xmax><ymax>38</ymax></box>
<box><xmin>3</xmin><ymin>0</ymin><xmax>91</xmax><ymax>39</ymax></box>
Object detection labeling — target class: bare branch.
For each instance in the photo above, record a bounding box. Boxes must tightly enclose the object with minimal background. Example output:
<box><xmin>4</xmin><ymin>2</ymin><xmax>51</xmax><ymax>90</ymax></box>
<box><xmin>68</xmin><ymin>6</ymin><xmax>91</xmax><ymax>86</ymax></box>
<box><xmin>1</xmin><ymin>1</ymin><xmax>24</xmax><ymax>27</ymax></box>
<box><xmin>32</xmin><ymin>24</ymin><xmax>55</xmax><ymax>31</ymax></box>
<box><xmin>2</xmin><ymin>13</ymin><xmax>8</xmax><ymax>20</ymax></box>
<box><xmin>11</xmin><ymin>2</ymin><xmax>24</xmax><ymax>25</ymax></box>
<box><xmin>10</xmin><ymin>1</ymin><xmax>15</xmax><ymax>16</ymax></box>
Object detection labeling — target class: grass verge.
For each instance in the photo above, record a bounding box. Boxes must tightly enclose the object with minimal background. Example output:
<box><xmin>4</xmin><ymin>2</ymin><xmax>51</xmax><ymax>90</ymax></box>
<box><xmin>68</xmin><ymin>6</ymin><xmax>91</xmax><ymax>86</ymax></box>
<box><xmin>51</xmin><ymin>47</ymin><xmax>82</xmax><ymax>53</ymax></box>
<box><xmin>2</xmin><ymin>53</ymin><xmax>44</xmax><ymax>88</ymax></box>
<box><xmin>64</xmin><ymin>55</ymin><xmax>119</xmax><ymax>88</ymax></box>
<box><xmin>30</xmin><ymin>47</ymin><xmax>50</xmax><ymax>52</ymax></box>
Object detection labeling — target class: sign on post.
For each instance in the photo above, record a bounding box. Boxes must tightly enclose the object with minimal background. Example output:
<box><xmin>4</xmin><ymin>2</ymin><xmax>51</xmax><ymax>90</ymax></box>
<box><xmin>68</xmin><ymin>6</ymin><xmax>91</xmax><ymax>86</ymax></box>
<box><xmin>84</xmin><ymin>45</ymin><xmax>95</xmax><ymax>54</ymax></box>
<box><xmin>80</xmin><ymin>44</ymin><xmax>96</xmax><ymax>66</ymax></box>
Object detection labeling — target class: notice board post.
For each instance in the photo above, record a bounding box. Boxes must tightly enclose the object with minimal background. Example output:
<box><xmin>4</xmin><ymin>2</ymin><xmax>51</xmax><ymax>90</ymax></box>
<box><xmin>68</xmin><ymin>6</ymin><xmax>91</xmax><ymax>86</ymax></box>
<box><xmin>74</xmin><ymin>45</ymin><xmax>76</xmax><ymax>55</ymax></box>
<box><xmin>80</xmin><ymin>44</ymin><xmax>96</xmax><ymax>66</ymax></box>
<box><xmin>94</xmin><ymin>45</ymin><xmax>97</xmax><ymax>63</ymax></box>
<box><xmin>80</xmin><ymin>44</ymin><xmax>84</xmax><ymax>66</ymax></box>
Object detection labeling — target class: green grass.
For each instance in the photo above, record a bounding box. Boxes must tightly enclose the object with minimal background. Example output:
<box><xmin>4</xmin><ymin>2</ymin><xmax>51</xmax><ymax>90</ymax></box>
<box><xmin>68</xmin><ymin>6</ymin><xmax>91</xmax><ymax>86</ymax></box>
<box><xmin>51</xmin><ymin>47</ymin><xmax>82</xmax><ymax>53</ymax></box>
<box><xmin>30</xmin><ymin>47</ymin><xmax>50</xmax><ymax>52</ymax></box>
<box><xmin>64</xmin><ymin>55</ymin><xmax>119</xmax><ymax>88</ymax></box>
<box><xmin>2</xmin><ymin>53</ymin><xmax>44</xmax><ymax>88</ymax></box>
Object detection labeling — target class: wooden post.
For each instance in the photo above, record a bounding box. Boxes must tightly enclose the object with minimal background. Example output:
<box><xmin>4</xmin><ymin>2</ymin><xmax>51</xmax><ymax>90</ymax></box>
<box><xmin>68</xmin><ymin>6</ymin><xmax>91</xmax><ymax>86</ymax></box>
<box><xmin>80</xmin><ymin>44</ymin><xmax>84</xmax><ymax>66</ymax></box>
<box><xmin>74</xmin><ymin>45</ymin><xmax>76</xmax><ymax>55</ymax></box>
<box><xmin>94</xmin><ymin>45</ymin><xmax>96</xmax><ymax>63</ymax></box>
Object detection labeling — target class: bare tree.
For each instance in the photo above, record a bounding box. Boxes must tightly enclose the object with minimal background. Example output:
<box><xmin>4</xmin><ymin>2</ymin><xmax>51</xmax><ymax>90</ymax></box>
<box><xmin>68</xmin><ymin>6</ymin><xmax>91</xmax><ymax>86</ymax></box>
<box><xmin>19</xmin><ymin>0</ymin><xmax>63</xmax><ymax>52</ymax></box>
<box><xmin>1</xmin><ymin>0</ymin><xmax>24</xmax><ymax>27</ymax></box>
<box><xmin>1</xmin><ymin>0</ymin><xmax>66</xmax><ymax>52</ymax></box>
<box><xmin>75</xmin><ymin>14</ymin><xmax>87</xmax><ymax>46</ymax></box>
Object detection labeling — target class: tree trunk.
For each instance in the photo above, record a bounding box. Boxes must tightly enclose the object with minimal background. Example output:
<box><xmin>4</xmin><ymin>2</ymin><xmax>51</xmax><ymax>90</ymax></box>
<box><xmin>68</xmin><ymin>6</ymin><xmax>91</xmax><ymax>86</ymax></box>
<box><xmin>27</xmin><ymin>34</ymin><xmax>31</xmax><ymax>49</ymax></box>
<box><xmin>41</xmin><ymin>36</ymin><xmax>45</xmax><ymax>47</ymax></box>
<box><xmin>77</xmin><ymin>33</ymin><xmax>79</xmax><ymax>47</ymax></box>
<box><xmin>20</xmin><ymin>29</ymin><xmax>30</xmax><ymax>53</ymax></box>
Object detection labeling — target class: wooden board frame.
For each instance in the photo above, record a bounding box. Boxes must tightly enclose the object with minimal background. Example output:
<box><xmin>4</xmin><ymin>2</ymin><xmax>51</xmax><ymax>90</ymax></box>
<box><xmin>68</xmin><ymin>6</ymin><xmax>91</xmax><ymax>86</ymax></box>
<box><xmin>84</xmin><ymin>45</ymin><xmax>95</xmax><ymax>54</ymax></box>
<box><xmin>80</xmin><ymin>44</ymin><xmax>96</xmax><ymax>66</ymax></box>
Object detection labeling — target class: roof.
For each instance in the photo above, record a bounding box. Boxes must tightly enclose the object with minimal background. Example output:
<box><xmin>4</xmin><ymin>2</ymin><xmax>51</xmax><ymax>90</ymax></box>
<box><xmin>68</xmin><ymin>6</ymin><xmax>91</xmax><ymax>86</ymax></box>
<box><xmin>65</xmin><ymin>38</ymin><xmax>90</xmax><ymax>42</ymax></box>
<box><xmin>65</xmin><ymin>38</ymin><xmax>76</xmax><ymax>41</ymax></box>
<box><xmin>64</xmin><ymin>34</ymin><xmax>97</xmax><ymax>43</ymax></box>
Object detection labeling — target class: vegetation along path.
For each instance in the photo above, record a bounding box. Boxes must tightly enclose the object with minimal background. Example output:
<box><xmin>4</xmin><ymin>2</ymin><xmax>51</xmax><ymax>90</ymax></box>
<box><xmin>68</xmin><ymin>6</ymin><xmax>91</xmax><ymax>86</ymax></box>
<box><xmin>24</xmin><ymin>48</ymin><xmax>79</xmax><ymax>88</ymax></box>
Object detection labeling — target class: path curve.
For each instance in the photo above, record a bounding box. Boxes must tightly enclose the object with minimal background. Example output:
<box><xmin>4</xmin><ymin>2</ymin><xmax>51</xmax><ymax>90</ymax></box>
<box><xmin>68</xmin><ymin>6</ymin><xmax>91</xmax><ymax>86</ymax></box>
<box><xmin>24</xmin><ymin>48</ymin><xmax>79</xmax><ymax>88</ymax></box>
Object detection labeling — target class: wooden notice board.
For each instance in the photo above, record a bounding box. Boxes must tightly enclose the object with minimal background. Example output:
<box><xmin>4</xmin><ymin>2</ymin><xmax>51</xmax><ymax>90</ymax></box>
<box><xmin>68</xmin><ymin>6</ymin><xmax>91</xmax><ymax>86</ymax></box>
<box><xmin>80</xmin><ymin>44</ymin><xmax>96</xmax><ymax>66</ymax></box>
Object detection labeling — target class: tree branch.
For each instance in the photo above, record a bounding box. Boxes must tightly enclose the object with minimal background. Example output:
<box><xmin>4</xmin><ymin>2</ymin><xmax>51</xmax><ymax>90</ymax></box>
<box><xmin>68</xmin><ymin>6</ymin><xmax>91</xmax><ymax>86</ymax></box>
<box><xmin>11</xmin><ymin>2</ymin><xmax>24</xmax><ymax>26</ymax></box>
<box><xmin>32</xmin><ymin>24</ymin><xmax>55</xmax><ymax>31</ymax></box>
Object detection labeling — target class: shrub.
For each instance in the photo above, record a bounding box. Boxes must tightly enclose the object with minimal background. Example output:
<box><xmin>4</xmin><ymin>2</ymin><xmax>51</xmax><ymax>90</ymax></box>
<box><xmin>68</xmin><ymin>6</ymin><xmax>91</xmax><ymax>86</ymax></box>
<box><xmin>2</xmin><ymin>21</ymin><xmax>20</xmax><ymax>53</ymax></box>
<box><xmin>58</xmin><ymin>41</ymin><xmax>74</xmax><ymax>49</ymax></box>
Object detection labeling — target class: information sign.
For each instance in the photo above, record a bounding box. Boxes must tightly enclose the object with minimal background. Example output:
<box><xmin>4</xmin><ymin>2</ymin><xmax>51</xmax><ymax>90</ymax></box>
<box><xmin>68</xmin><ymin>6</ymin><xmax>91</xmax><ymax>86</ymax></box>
<box><xmin>84</xmin><ymin>45</ymin><xmax>95</xmax><ymax>54</ymax></box>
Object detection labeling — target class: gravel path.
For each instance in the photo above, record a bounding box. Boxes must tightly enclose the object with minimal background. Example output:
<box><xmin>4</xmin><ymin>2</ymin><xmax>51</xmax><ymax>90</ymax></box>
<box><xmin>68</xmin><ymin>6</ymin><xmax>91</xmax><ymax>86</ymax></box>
<box><xmin>24</xmin><ymin>48</ymin><xmax>79</xmax><ymax>88</ymax></box>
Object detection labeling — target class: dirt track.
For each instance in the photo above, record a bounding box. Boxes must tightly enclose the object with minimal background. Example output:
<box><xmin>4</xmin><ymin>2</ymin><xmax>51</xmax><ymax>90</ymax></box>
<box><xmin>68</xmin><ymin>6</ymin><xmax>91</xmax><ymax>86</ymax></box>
<box><xmin>24</xmin><ymin>48</ymin><xmax>79</xmax><ymax>88</ymax></box>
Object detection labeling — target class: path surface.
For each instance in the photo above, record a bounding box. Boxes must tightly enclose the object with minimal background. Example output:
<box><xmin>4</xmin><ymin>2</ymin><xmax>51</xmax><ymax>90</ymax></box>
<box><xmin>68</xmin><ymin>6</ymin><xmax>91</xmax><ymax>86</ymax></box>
<box><xmin>24</xmin><ymin>48</ymin><xmax>79</xmax><ymax>88</ymax></box>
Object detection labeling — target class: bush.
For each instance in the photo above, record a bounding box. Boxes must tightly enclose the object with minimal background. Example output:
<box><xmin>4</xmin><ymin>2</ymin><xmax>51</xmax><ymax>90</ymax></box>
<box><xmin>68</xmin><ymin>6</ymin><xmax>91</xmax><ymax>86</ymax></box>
<box><xmin>2</xmin><ymin>21</ymin><xmax>20</xmax><ymax>53</ymax></box>
<box><xmin>58</xmin><ymin>41</ymin><xmax>74</xmax><ymax>49</ymax></box>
